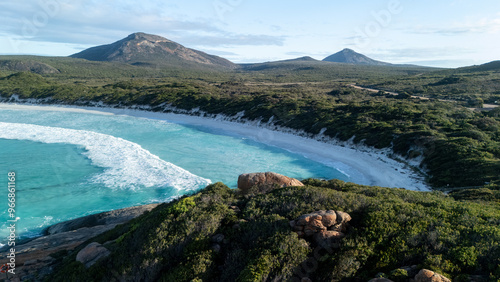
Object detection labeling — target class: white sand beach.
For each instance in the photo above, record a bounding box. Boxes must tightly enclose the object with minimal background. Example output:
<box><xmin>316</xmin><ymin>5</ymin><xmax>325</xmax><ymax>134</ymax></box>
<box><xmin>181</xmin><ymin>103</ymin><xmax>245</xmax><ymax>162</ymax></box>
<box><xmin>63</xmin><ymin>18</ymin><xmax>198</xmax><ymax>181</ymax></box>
<box><xmin>0</xmin><ymin>102</ymin><xmax>430</xmax><ymax>191</ymax></box>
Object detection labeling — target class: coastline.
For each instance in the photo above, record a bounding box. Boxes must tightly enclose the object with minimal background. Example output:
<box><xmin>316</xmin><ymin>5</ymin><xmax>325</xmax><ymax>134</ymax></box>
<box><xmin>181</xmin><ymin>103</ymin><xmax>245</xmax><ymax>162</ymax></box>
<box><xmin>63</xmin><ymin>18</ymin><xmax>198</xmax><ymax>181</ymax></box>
<box><xmin>0</xmin><ymin>99</ymin><xmax>430</xmax><ymax>191</ymax></box>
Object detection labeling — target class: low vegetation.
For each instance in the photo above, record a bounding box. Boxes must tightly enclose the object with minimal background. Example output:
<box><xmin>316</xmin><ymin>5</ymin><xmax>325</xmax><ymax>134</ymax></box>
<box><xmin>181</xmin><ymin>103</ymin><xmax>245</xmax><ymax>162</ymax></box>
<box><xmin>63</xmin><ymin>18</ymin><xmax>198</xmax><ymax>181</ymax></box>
<box><xmin>368</xmin><ymin>63</ymin><xmax>500</xmax><ymax>105</ymax></box>
<box><xmin>47</xmin><ymin>181</ymin><xmax>500</xmax><ymax>281</ymax></box>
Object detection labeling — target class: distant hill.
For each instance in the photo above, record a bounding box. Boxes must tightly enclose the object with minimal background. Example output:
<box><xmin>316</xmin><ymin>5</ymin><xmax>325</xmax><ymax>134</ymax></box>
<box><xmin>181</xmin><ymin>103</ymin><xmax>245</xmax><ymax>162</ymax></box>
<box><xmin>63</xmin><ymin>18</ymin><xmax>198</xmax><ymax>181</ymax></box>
<box><xmin>240</xmin><ymin>54</ymin><xmax>434</xmax><ymax>80</ymax></box>
<box><xmin>457</xmin><ymin>60</ymin><xmax>500</xmax><ymax>72</ymax></box>
<box><xmin>0</xmin><ymin>59</ymin><xmax>59</xmax><ymax>74</ymax></box>
<box><xmin>279</xmin><ymin>56</ymin><xmax>319</xmax><ymax>63</ymax></box>
<box><xmin>240</xmin><ymin>56</ymin><xmax>320</xmax><ymax>70</ymax></box>
<box><xmin>323</xmin><ymin>48</ymin><xmax>392</xmax><ymax>66</ymax></box>
<box><xmin>70</xmin><ymin>32</ymin><xmax>236</xmax><ymax>69</ymax></box>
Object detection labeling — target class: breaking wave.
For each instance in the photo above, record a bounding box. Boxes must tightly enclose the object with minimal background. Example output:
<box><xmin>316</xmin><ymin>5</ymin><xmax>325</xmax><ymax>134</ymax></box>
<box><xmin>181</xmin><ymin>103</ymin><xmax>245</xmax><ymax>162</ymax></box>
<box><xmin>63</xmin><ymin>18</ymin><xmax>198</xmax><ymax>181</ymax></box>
<box><xmin>0</xmin><ymin>122</ymin><xmax>211</xmax><ymax>190</ymax></box>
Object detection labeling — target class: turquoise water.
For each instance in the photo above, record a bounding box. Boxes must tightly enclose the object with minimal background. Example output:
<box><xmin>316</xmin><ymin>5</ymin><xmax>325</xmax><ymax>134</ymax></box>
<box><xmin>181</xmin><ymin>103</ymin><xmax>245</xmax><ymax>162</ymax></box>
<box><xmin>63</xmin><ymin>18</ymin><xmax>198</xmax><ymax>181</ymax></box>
<box><xmin>0</xmin><ymin>107</ymin><xmax>349</xmax><ymax>243</ymax></box>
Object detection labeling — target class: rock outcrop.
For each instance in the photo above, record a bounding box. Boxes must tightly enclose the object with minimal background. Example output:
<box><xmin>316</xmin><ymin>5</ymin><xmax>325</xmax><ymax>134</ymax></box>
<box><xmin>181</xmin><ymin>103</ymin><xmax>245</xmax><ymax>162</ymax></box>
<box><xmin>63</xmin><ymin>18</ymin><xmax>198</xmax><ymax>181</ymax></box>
<box><xmin>0</xmin><ymin>203</ymin><xmax>159</xmax><ymax>281</ymax></box>
<box><xmin>415</xmin><ymin>269</ymin><xmax>451</xmax><ymax>282</ymax></box>
<box><xmin>237</xmin><ymin>172</ymin><xmax>304</xmax><ymax>195</ymax></box>
<box><xmin>76</xmin><ymin>242</ymin><xmax>111</xmax><ymax>268</ymax></box>
<box><xmin>46</xmin><ymin>203</ymin><xmax>159</xmax><ymax>235</ymax></box>
<box><xmin>290</xmin><ymin>210</ymin><xmax>351</xmax><ymax>248</ymax></box>
<box><xmin>368</xmin><ymin>267</ymin><xmax>450</xmax><ymax>282</ymax></box>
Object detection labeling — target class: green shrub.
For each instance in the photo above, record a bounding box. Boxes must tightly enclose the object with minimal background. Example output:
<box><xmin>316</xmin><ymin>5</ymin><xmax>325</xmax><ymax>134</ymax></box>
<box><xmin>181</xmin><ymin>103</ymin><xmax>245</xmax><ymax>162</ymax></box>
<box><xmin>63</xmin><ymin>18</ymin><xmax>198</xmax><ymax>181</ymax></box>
<box><xmin>47</xmin><ymin>181</ymin><xmax>500</xmax><ymax>281</ymax></box>
<box><xmin>388</xmin><ymin>268</ymin><xmax>409</xmax><ymax>282</ymax></box>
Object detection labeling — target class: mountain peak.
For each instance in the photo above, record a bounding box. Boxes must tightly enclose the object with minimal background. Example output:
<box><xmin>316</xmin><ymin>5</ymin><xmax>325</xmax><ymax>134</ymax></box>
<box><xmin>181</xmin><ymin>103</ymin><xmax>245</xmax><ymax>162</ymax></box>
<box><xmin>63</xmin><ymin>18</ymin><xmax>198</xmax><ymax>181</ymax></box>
<box><xmin>70</xmin><ymin>32</ymin><xmax>236</xmax><ymax>68</ymax></box>
<box><xmin>287</xmin><ymin>56</ymin><xmax>317</xmax><ymax>62</ymax></box>
<box><xmin>126</xmin><ymin>32</ymin><xmax>171</xmax><ymax>42</ymax></box>
<box><xmin>323</xmin><ymin>49</ymin><xmax>391</xmax><ymax>66</ymax></box>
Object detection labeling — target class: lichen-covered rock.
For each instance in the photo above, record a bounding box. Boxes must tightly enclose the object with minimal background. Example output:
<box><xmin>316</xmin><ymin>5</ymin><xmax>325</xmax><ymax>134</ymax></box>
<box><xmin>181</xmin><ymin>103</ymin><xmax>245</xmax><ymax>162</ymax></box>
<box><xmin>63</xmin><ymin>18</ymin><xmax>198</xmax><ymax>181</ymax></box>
<box><xmin>313</xmin><ymin>230</ymin><xmax>345</xmax><ymax>248</ymax></box>
<box><xmin>237</xmin><ymin>172</ymin><xmax>304</xmax><ymax>194</ymax></box>
<box><xmin>290</xmin><ymin>210</ymin><xmax>351</xmax><ymax>247</ymax></box>
<box><xmin>296</xmin><ymin>214</ymin><xmax>311</xmax><ymax>226</ymax></box>
<box><xmin>309</xmin><ymin>215</ymin><xmax>326</xmax><ymax>230</ymax></box>
<box><xmin>414</xmin><ymin>269</ymin><xmax>451</xmax><ymax>282</ymax></box>
<box><xmin>304</xmin><ymin>226</ymin><xmax>317</xmax><ymax>237</ymax></box>
<box><xmin>321</xmin><ymin>210</ymin><xmax>337</xmax><ymax>226</ymax></box>
<box><xmin>76</xmin><ymin>242</ymin><xmax>111</xmax><ymax>268</ymax></box>
<box><xmin>335</xmin><ymin>211</ymin><xmax>352</xmax><ymax>224</ymax></box>
<box><xmin>313</xmin><ymin>230</ymin><xmax>345</xmax><ymax>241</ymax></box>
<box><xmin>46</xmin><ymin>204</ymin><xmax>159</xmax><ymax>235</ymax></box>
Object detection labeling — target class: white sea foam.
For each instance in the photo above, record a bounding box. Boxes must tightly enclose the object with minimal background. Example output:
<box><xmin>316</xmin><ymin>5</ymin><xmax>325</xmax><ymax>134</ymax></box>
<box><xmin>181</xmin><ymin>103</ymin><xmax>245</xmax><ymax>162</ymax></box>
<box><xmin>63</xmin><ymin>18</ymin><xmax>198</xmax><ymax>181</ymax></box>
<box><xmin>0</xmin><ymin>122</ymin><xmax>211</xmax><ymax>190</ymax></box>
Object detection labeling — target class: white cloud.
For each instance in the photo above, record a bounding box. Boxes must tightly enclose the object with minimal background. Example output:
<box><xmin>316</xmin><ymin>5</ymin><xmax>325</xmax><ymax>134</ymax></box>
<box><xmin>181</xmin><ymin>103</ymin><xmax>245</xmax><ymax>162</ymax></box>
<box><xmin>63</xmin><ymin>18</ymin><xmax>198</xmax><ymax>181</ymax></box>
<box><xmin>411</xmin><ymin>17</ymin><xmax>500</xmax><ymax>36</ymax></box>
<box><xmin>180</xmin><ymin>34</ymin><xmax>285</xmax><ymax>47</ymax></box>
<box><xmin>0</xmin><ymin>0</ymin><xmax>283</xmax><ymax>49</ymax></box>
<box><xmin>370</xmin><ymin>47</ymin><xmax>474</xmax><ymax>59</ymax></box>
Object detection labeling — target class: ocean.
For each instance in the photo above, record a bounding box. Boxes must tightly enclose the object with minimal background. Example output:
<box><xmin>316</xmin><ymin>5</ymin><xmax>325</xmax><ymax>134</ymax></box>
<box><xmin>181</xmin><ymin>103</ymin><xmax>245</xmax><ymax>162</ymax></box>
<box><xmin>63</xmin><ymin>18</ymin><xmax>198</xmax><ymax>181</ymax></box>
<box><xmin>0</xmin><ymin>105</ymin><xmax>351</xmax><ymax>244</ymax></box>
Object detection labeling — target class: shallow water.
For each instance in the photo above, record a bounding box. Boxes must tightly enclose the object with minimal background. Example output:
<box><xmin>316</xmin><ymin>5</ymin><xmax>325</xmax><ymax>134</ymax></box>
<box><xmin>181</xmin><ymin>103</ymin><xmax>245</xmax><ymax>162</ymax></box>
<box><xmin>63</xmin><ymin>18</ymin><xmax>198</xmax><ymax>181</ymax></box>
<box><xmin>0</xmin><ymin>107</ymin><xmax>351</xmax><ymax>243</ymax></box>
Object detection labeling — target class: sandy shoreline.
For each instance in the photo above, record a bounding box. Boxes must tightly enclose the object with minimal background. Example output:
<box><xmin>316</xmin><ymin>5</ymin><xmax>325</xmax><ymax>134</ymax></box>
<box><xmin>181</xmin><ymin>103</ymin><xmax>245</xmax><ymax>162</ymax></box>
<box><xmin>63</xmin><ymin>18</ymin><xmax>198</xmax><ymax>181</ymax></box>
<box><xmin>0</xmin><ymin>102</ymin><xmax>430</xmax><ymax>191</ymax></box>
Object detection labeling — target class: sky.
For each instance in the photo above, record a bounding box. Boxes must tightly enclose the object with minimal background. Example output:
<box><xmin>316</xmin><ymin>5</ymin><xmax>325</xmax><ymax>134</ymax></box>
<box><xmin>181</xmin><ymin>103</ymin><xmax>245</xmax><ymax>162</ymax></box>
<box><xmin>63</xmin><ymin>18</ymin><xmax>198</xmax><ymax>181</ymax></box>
<box><xmin>0</xmin><ymin>0</ymin><xmax>499</xmax><ymax>68</ymax></box>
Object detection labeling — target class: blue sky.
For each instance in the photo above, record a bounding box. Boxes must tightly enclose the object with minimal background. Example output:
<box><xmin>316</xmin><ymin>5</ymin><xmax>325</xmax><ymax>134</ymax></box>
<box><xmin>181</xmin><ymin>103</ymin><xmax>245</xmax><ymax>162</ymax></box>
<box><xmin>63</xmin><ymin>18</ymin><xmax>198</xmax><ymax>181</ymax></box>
<box><xmin>0</xmin><ymin>0</ymin><xmax>499</xmax><ymax>67</ymax></box>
